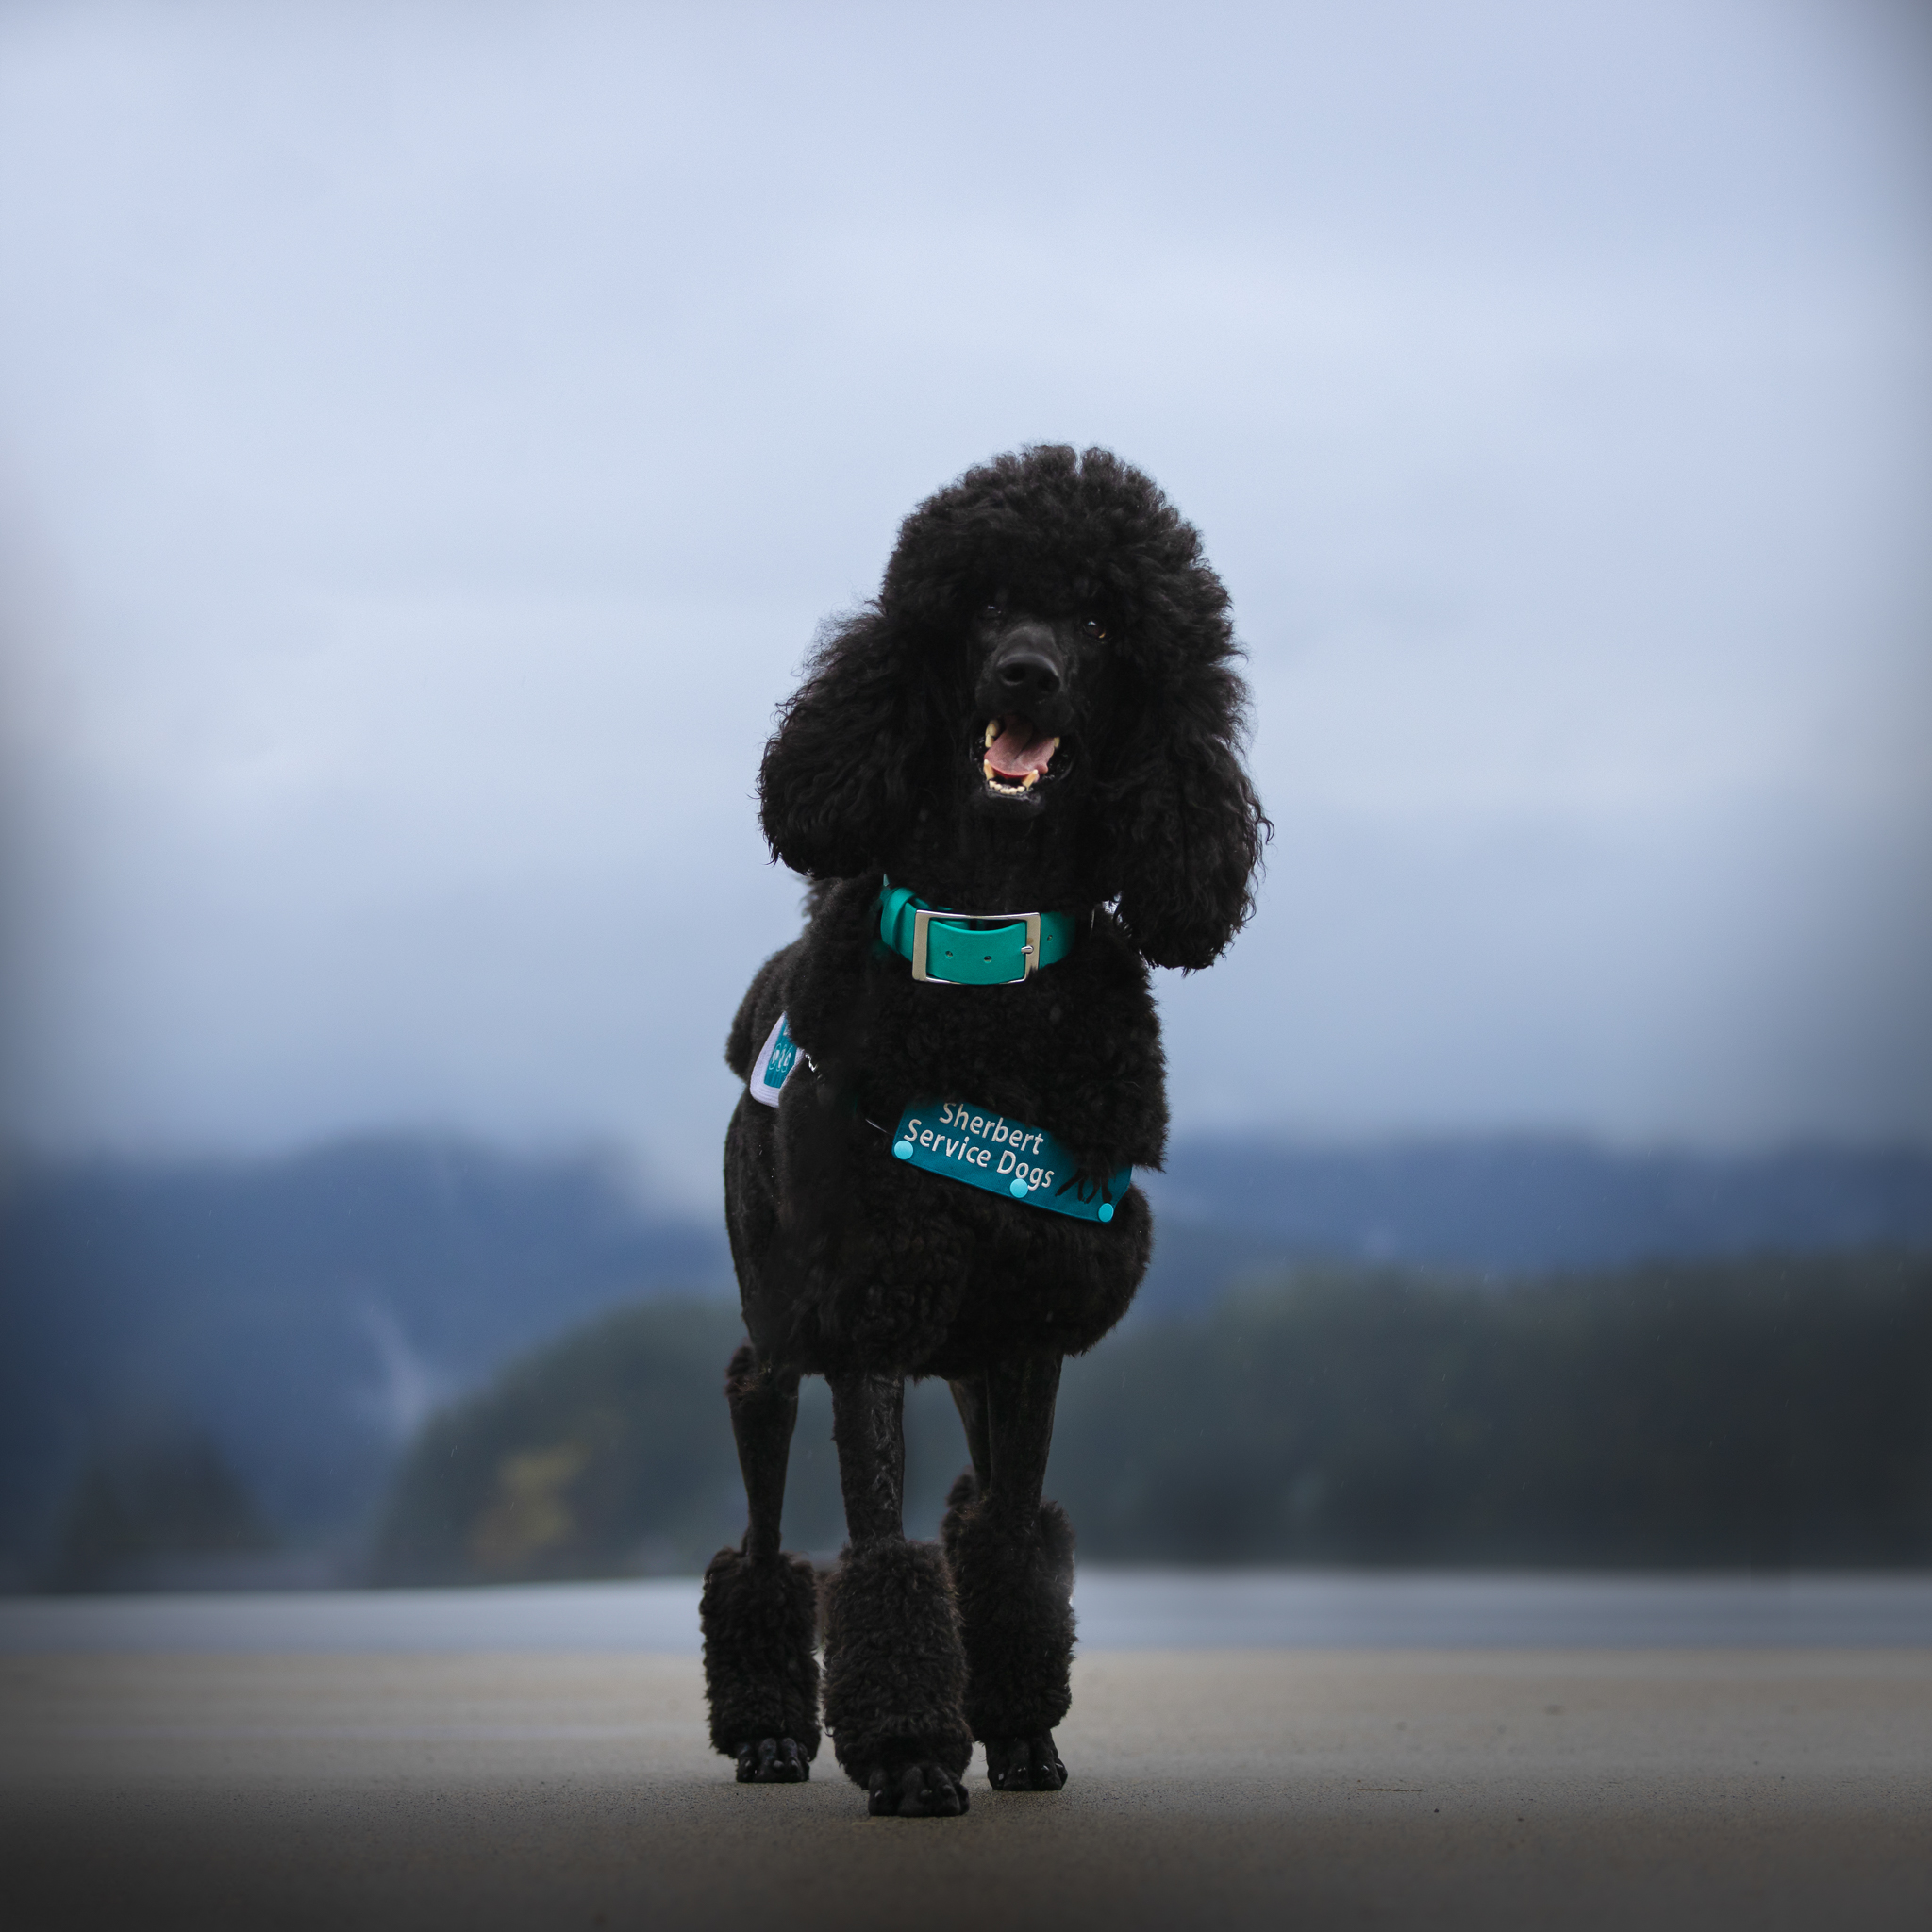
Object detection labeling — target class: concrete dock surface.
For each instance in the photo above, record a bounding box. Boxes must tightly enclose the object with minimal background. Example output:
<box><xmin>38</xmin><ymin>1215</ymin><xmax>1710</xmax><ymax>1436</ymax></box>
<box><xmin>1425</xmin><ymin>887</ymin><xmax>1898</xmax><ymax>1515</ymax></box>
<box><xmin>4</xmin><ymin>1648</ymin><xmax>1928</xmax><ymax>1930</ymax></box>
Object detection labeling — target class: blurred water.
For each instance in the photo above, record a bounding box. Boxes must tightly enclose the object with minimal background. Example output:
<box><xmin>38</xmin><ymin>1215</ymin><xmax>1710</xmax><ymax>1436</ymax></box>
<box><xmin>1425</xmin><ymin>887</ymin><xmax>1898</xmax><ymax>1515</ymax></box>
<box><xmin>1073</xmin><ymin>1570</ymin><xmax>1932</xmax><ymax>1649</ymax></box>
<box><xmin>2</xmin><ymin>1571</ymin><xmax>1925</xmax><ymax>1653</ymax></box>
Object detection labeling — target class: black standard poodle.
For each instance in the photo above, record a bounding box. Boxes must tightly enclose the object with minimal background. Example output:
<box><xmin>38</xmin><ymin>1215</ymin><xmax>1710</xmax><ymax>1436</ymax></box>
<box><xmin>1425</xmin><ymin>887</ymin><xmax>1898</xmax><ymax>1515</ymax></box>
<box><xmin>699</xmin><ymin>444</ymin><xmax>1267</xmax><ymax>1816</ymax></box>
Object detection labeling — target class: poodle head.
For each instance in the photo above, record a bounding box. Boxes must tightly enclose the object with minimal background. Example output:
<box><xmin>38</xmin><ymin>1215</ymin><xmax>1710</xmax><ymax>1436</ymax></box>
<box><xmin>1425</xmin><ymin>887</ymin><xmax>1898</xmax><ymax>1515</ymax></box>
<box><xmin>758</xmin><ymin>445</ymin><xmax>1267</xmax><ymax>971</ymax></box>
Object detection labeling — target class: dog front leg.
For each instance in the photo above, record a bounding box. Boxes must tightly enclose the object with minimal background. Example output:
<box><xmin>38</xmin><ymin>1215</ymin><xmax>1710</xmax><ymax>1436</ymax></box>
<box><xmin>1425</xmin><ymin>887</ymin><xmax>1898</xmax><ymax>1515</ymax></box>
<box><xmin>941</xmin><ymin>1350</ymin><xmax>1074</xmax><ymax>1791</ymax></box>
<box><xmin>700</xmin><ymin>1345</ymin><xmax>819</xmax><ymax>1782</ymax></box>
<box><xmin>821</xmin><ymin>1370</ymin><xmax>973</xmax><ymax>1816</ymax></box>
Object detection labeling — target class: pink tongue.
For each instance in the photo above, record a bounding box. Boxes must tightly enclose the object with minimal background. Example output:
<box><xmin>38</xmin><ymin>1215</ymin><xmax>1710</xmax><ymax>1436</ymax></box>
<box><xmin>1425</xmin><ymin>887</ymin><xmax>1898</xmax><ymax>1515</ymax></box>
<box><xmin>986</xmin><ymin>717</ymin><xmax>1057</xmax><ymax>779</ymax></box>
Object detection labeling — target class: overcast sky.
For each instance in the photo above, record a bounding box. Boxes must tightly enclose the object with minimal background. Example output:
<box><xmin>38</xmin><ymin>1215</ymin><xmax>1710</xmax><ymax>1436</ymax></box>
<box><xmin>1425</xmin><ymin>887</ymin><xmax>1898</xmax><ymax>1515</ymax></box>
<box><xmin>1</xmin><ymin>0</ymin><xmax>1927</xmax><ymax>1204</ymax></box>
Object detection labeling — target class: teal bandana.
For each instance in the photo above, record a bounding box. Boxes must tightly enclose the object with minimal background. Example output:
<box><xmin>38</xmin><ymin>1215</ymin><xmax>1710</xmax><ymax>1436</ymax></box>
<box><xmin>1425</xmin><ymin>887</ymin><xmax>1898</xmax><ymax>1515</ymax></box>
<box><xmin>891</xmin><ymin>1099</ymin><xmax>1130</xmax><ymax>1223</ymax></box>
<box><xmin>745</xmin><ymin>1012</ymin><xmax>1129</xmax><ymax>1223</ymax></box>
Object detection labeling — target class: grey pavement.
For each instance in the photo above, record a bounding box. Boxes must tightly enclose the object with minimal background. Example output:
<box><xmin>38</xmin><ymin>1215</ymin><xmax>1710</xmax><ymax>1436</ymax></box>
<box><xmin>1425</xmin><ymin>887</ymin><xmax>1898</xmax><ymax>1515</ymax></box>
<box><xmin>4</xmin><ymin>1642</ymin><xmax>1929</xmax><ymax>1931</ymax></box>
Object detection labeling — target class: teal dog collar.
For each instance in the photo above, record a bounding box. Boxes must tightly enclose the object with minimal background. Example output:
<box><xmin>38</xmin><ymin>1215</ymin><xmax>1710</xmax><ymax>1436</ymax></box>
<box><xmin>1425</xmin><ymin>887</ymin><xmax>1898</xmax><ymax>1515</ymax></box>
<box><xmin>891</xmin><ymin>1099</ymin><xmax>1129</xmax><ymax>1223</ymax></box>
<box><xmin>877</xmin><ymin>881</ymin><xmax>1077</xmax><ymax>985</ymax></box>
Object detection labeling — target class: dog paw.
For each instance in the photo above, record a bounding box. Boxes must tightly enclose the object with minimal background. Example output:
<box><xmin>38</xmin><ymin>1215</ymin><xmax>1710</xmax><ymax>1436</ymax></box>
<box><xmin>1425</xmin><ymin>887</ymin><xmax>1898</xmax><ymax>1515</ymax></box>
<box><xmin>735</xmin><ymin>1737</ymin><xmax>810</xmax><ymax>1784</ymax></box>
<box><xmin>866</xmin><ymin>1759</ymin><xmax>971</xmax><ymax>1817</ymax></box>
<box><xmin>984</xmin><ymin>1733</ymin><xmax>1068</xmax><ymax>1791</ymax></box>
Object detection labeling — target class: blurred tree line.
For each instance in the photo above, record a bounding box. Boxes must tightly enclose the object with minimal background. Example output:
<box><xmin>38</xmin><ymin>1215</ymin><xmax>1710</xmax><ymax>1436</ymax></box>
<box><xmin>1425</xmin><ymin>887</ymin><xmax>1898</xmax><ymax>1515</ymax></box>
<box><xmin>45</xmin><ymin>1422</ymin><xmax>277</xmax><ymax>1592</ymax></box>
<box><xmin>370</xmin><ymin>1252</ymin><xmax>1930</xmax><ymax>1583</ymax></box>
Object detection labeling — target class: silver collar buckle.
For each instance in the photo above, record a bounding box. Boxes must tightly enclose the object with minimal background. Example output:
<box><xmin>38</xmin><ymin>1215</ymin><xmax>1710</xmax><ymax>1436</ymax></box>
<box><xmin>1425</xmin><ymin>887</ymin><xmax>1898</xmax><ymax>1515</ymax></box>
<box><xmin>909</xmin><ymin>908</ymin><xmax>1042</xmax><ymax>985</ymax></box>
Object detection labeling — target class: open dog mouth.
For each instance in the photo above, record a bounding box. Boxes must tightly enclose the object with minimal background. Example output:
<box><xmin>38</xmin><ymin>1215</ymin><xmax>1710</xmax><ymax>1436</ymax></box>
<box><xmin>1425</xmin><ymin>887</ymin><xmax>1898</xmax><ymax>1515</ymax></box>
<box><xmin>980</xmin><ymin>715</ymin><xmax>1061</xmax><ymax>796</ymax></box>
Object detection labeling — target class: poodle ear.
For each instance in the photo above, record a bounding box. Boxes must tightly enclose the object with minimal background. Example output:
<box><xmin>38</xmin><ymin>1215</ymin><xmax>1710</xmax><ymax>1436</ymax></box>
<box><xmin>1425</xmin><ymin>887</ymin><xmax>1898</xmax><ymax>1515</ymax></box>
<box><xmin>1107</xmin><ymin>656</ymin><xmax>1268</xmax><ymax>971</ymax></box>
<box><xmin>758</xmin><ymin>610</ymin><xmax>939</xmax><ymax>879</ymax></box>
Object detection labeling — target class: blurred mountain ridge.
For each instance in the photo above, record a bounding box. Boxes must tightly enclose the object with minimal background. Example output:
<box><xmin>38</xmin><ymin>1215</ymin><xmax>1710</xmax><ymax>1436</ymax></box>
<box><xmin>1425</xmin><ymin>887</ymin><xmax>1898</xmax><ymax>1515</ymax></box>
<box><xmin>1138</xmin><ymin>1135</ymin><xmax>1932</xmax><ymax>1276</ymax></box>
<box><xmin>0</xmin><ymin>1135</ymin><xmax>733</xmax><ymax>1584</ymax></box>
<box><xmin>3</xmin><ymin>1130</ymin><xmax>1928</xmax><ymax>1587</ymax></box>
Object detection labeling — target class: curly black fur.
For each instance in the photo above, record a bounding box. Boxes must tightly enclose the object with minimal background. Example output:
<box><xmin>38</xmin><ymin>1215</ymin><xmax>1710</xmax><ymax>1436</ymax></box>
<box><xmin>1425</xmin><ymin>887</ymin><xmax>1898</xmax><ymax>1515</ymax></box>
<box><xmin>821</xmin><ymin>1540</ymin><xmax>973</xmax><ymax>1786</ymax></box>
<box><xmin>705</xmin><ymin>445</ymin><xmax>1265</xmax><ymax>1811</ymax></box>
<box><xmin>940</xmin><ymin>1470</ymin><xmax>1076</xmax><ymax>1743</ymax></box>
<box><xmin>698</xmin><ymin>1541</ymin><xmax>822</xmax><ymax>1760</ymax></box>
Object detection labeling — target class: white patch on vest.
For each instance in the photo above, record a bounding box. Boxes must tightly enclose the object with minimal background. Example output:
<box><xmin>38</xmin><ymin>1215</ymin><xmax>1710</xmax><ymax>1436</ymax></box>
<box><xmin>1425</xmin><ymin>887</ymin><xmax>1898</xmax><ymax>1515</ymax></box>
<box><xmin>748</xmin><ymin>1010</ymin><xmax>800</xmax><ymax>1108</ymax></box>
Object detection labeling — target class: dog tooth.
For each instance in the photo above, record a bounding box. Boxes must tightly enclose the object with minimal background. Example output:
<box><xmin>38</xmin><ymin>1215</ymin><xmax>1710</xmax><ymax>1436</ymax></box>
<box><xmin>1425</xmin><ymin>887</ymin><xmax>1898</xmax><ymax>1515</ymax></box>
<box><xmin>984</xmin><ymin>722</ymin><xmax>998</xmax><ymax>747</ymax></box>
<box><xmin>1021</xmin><ymin>771</ymin><xmax>1038</xmax><ymax>790</ymax></box>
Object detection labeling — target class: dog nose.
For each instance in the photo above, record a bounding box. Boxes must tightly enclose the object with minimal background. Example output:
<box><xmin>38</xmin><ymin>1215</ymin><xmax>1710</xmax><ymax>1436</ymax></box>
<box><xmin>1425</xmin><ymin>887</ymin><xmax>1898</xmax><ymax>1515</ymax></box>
<box><xmin>995</xmin><ymin>651</ymin><xmax>1062</xmax><ymax>702</ymax></box>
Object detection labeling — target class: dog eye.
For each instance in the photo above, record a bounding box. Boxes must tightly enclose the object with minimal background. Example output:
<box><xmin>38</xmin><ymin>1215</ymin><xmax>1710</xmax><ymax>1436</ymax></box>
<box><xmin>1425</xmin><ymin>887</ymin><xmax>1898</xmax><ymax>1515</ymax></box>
<box><xmin>984</xmin><ymin>603</ymin><xmax>1003</xmax><ymax>619</ymax></box>
<box><xmin>1082</xmin><ymin>618</ymin><xmax>1106</xmax><ymax>640</ymax></box>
